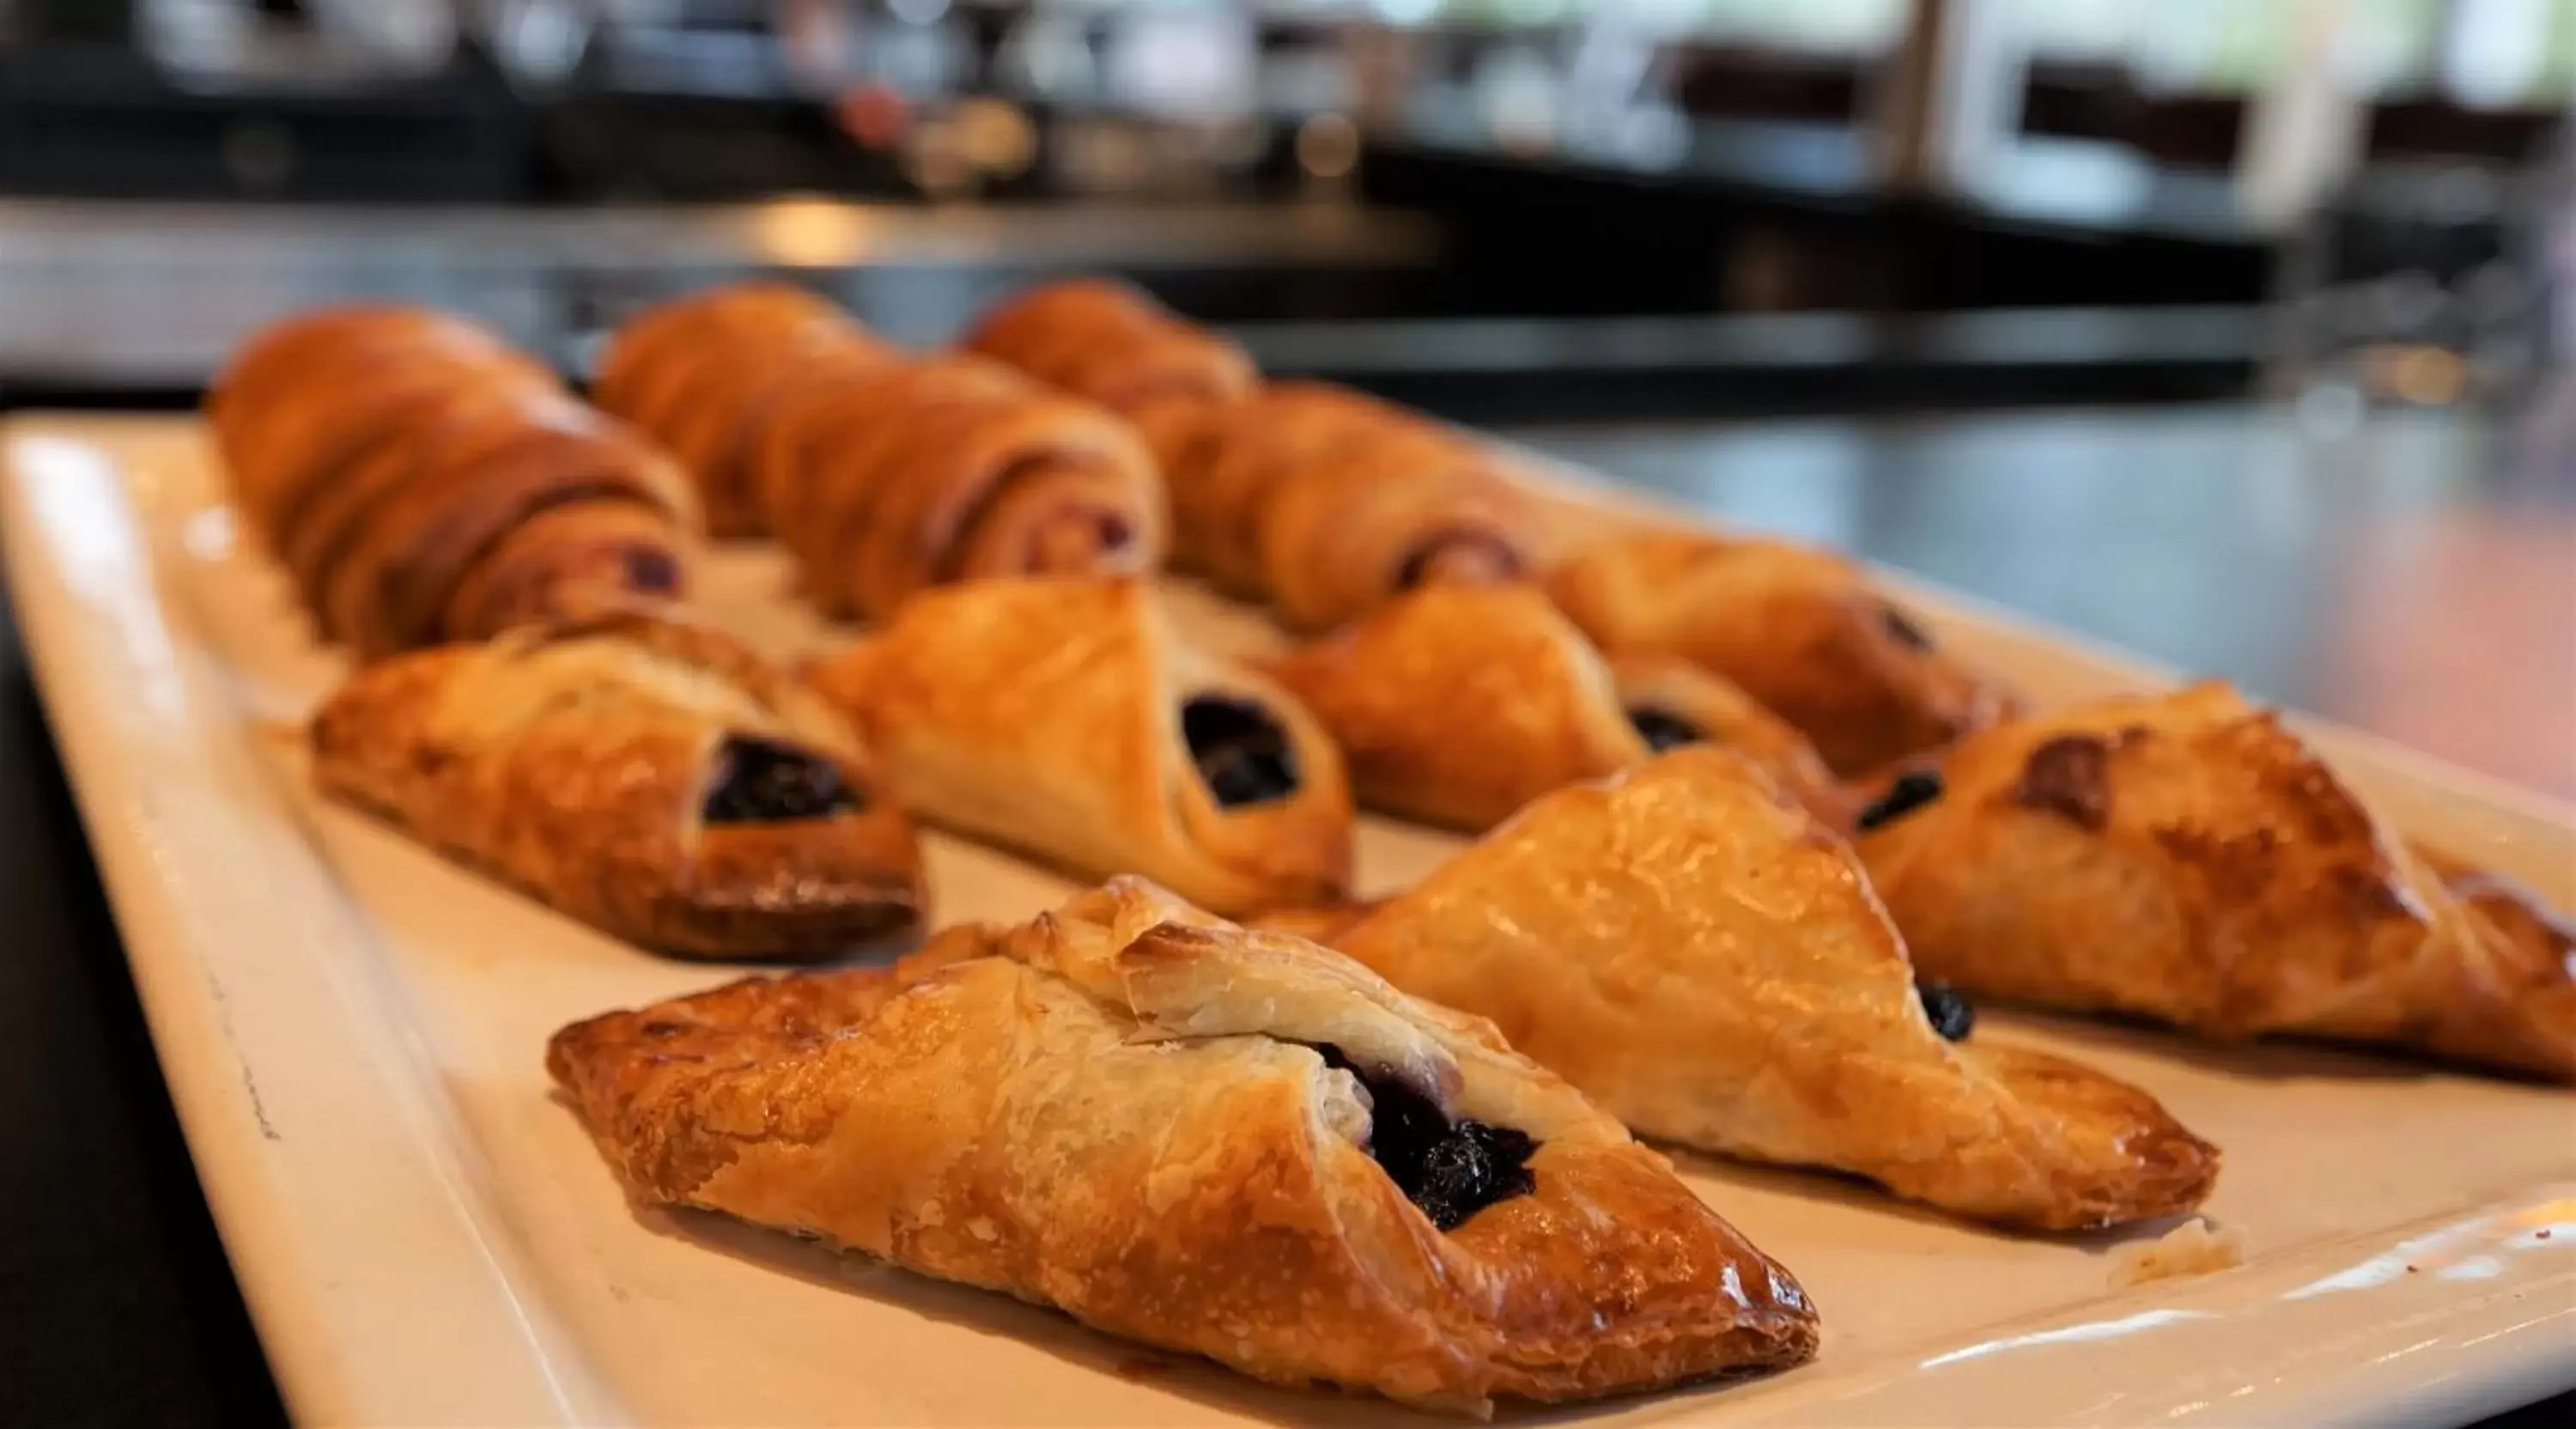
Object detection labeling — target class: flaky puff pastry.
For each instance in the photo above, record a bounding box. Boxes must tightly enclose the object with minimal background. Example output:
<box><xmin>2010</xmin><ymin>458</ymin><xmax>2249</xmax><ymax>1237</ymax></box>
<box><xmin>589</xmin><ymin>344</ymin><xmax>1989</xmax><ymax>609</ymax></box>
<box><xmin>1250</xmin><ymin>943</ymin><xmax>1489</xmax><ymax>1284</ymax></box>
<box><xmin>592</xmin><ymin>283</ymin><xmax>895</xmax><ymax>537</ymax></box>
<box><xmin>960</xmin><ymin>278</ymin><xmax>1257</xmax><ymax>472</ymax></box>
<box><xmin>752</xmin><ymin>355</ymin><xmax>1167</xmax><ymax>623</ymax></box>
<box><xmin>548</xmin><ymin>879</ymin><xmax>1818</xmax><ymax>1413</ymax></box>
<box><xmin>1856</xmin><ymin>682</ymin><xmax>2576</xmax><ymax>1080</ymax></box>
<box><xmin>312</xmin><ymin>607</ymin><xmax>923</xmax><ymax>959</ymax></box>
<box><xmin>1545</xmin><ymin>532</ymin><xmax>2017</xmax><ymax>776</ymax></box>
<box><xmin>808</xmin><ymin>577</ymin><xmax>1352</xmax><ymax>915</ymax></box>
<box><xmin>1267</xmin><ymin>582</ymin><xmax>1846</xmax><ymax>831</ymax></box>
<box><xmin>1327</xmin><ymin>747</ymin><xmax>2221</xmax><ymax>1230</ymax></box>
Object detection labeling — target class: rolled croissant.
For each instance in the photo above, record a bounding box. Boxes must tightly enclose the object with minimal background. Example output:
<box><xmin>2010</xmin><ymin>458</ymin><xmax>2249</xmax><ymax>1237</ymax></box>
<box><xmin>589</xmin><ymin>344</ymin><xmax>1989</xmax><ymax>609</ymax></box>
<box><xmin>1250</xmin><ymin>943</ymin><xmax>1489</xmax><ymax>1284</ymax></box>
<box><xmin>751</xmin><ymin>354</ymin><xmax>1167</xmax><ymax>623</ymax></box>
<box><xmin>592</xmin><ymin>283</ymin><xmax>894</xmax><ymax>537</ymax></box>
<box><xmin>1167</xmin><ymin>382</ymin><xmax>1540</xmax><ymax>632</ymax></box>
<box><xmin>210</xmin><ymin>306</ymin><xmax>698</xmax><ymax>657</ymax></box>
<box><xmin>961</xmin><ymin>278</ymin><xmax>1255</xmax><ymax>471</ymax></box>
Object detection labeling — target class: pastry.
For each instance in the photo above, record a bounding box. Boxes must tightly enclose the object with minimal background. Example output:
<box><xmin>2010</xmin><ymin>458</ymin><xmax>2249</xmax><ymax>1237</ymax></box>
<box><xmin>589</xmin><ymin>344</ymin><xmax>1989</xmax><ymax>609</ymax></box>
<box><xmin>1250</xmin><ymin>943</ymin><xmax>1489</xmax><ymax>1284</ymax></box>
<box><xmin>210</xmin><ymin>306</ymin><xmax>698</xmax><ymax>656</ymax></box>
<box><xmin>960</xmin><ymin>278</ymin><xmax>1256</xmax><ymax>472</ymax></box>
<box><xmin>751</xmin><ymin>355</ymin><xmax>1166</xmax><ymax>622</ymax></box>
<box><xmin>547</xmin><ymin>879</ymin><xmax>1819</xmax><ymax>1412</ymax></box>
<box><xmin>1267</xmin><ymin>581</ymin><xmax>1845</xmax><ymax>831</ymax></box>
<box><xmin>1854</xmin><ymin>682</ymin><xmax>2576</xmax><ymax>1080</ymax></box>
<box><xmin>592</xmin><ymin>283</ymin><xmax>895</xmax><ymax>537</ymax></box>
<box><xmin>311</xmin><ymin>606</ymin><xmax>922</xmax><ymax>958</ymax></box>
<box><xmin>807</xmin><ymin>577</ymin><xmax>1351</xmax><ymax>915</ymax></box>
<box><xmin>1323</xmin><ymin>746</ymin><xmax>2221</xmax><ymax>1230</ymax></box>
<box><xmin>1545</xmin><ymin>532</ymin><xmax>2017</xmax><ymax>775</ymax></box>
<box><xmin>1162</xmin><ymin>381</ymin><xmax>1539</xmax><ymax>631</ymax></box>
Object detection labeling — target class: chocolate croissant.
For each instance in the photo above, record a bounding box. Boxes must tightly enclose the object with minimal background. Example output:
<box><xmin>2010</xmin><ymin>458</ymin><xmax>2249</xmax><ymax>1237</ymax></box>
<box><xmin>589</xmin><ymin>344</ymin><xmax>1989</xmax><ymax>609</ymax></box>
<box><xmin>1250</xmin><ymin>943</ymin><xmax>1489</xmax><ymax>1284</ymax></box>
<box><xmin>1163</xmin><ymin>382</ymin><xmax>1540</xmax><ymax>632</ymax></box>
<box><xmin>591</xmin><ymin>283</ymin><xmax>895</xmax><ymax>537</ymax></box>
<box><xmin>1545</xmin><ymin>532</ymin><xmax>2017</xmax><ymax>776</ymax></box>
<box><xmin>311</xmin><ymin>606</ymin><xmax>924</xmax><ymax>958</ymax></box>
<box><xmin>750</xmin><ymin>355</ymin><xmax>1167</xmax><ymax>623</ymax></box>
<box><xmin>1267</xmin><ymin>581</ymin><xmax>1844</xmax><ymax>830</ymax></box>
<box><xmin>960</xmin><ymin>278</ymin><xmax>1256</xmax><ymax>472</ymax></box>
<box><xmin>210</xmin><ymin>306</ymin><xmax>697</xmax><ymax>657</ymax></box>
<box><xmin>808</xmin><ymin>576</ymin><xmax>1352</xmax><ymax>915</ymax></box>
<box><xmin>548</xmin><ymin>879</ymin><xmax>1819</xmax><ymax>1412</ymax></box>
<box><xmin>1854</xmin><ymin>681</ymin><xmax>2576</xmax><ymax>1080</ymax></box>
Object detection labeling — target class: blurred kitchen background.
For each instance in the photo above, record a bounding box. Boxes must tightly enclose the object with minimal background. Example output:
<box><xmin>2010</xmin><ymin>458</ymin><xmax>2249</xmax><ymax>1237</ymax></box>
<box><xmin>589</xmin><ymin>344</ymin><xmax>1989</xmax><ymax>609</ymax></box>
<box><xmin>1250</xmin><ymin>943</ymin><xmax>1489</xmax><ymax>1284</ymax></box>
<box><xmin>1</xmin><ymin>0</ymin><xmax>2571</xmax><ymax>794</ymax></box>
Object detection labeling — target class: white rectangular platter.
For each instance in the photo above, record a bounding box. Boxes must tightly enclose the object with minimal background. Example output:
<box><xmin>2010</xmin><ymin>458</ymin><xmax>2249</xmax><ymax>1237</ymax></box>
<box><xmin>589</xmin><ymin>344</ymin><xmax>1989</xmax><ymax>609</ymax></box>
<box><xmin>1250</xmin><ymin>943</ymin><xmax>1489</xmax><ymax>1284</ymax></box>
<box><xmin>6</xmin><ymin>412</ymin><xmax>2573</xmax><ymax>1429</ymax></box>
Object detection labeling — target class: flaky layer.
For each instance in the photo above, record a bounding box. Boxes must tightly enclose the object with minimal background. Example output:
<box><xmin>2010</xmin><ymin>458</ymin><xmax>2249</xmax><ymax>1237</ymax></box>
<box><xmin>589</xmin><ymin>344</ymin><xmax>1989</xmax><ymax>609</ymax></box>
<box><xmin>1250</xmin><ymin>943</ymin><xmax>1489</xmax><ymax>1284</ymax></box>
<box><xmin>1329</xmin><ymin>746</ymin><xmax>2221</xmax><ymax>1230</ymax></box>
<box><xmin>808</xmin><ymin>577</ymin><xmax>1352</xmax><ymax>915</ymax></box>
<box><xmin>1857</xmin><ymin>682</ymin><xmax>2576</xmax><ymax>1080</ymax></box>
<box><xmin>1545</xmin><ymin>532</ymin><xmax>2017</xmax><ymax>776</ymax></box>
<box><xmin>547</xmin><ymin>879</ymin><xmax>1817</xmax><ymax>1413</ymax></box>
<box><xmin>311</xmin><ymin>608</ymin><xmax>923</xmax><ymax>958</ymax></box>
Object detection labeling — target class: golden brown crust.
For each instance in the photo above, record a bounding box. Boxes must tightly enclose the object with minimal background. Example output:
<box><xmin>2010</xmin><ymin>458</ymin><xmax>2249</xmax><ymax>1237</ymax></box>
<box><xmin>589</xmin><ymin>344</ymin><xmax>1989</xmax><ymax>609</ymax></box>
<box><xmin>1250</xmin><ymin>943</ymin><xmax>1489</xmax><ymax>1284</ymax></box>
<box><xmin>960</xmin><ymin>278</ymin><xmax>1256</xmax><ymax>472</ymax></box>
<box><xmin>1162</xmin><ymin>381</ymin><xmax>1540</xmax><ymax>629</ymax></box>
<box><xmin>1545</xmin><ymin>532</ymin><xmax>2019</xmax><ymax>776</ymax></box>
<box><xmin>591</xmin><ymin>283</ymin><xmax>894</xmax><ymax>537</ymax></box>
<box><xmin>1329</xmin><ymin>747</ymin><xmax>2221</xmax><ymax>1230</ymax></box>
<box><xmin>1267</xmin><ymin>583</ymin><xmax>1649</xmax><ymax>831</ymax></box>
<box><xmin>210</xmin><ymin>306</ymin><xmax>696</xmax><ymax>655</ymax></box>
<box><xmin>1856</xmin><ymin>682</ymin><xmax>2576</xmax><ymax>1080</ymax></box>
<box><xmin>752</xmin><ymin>356</ymin><xmax>1168</xmax><ymax>623</ymax></box>
<box><xmin>546</xmin><ymin>879</ymin><xmax>1818</xmax><ymax>1413</ymax></box>
<box><xmin>808</xmin><ymin>578</ymin><xmax>1352</xmax><ymax>915</ymax></box>
<box><xmin>310</xmin><ymin>608</ymin><xmax>923</xmax><ymax>959</ymax></box>
<box><xmin>1607</xmin><ymin>652</ymin><xmax>1854</xmax><ymax>827</ymax></box>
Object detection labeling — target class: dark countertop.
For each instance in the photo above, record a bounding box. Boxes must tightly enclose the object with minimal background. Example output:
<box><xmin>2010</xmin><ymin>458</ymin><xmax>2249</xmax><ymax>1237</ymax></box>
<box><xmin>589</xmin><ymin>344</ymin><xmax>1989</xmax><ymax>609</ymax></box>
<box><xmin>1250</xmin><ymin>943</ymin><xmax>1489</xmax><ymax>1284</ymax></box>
<box><xmin>0</xmin><ymin>399</ymin><xmax>2569</xmax><ymax>1426</ymax></box>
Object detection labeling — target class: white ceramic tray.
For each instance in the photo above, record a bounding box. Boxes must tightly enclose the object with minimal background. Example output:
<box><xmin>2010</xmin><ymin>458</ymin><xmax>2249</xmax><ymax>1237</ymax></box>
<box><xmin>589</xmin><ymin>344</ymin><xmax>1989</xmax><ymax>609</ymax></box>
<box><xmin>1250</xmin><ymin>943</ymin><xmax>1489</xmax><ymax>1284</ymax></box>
<box><xmin>6</xmin><ymin>413</ymin><xmax>2573</xmax><ymax>1429</ymax></box>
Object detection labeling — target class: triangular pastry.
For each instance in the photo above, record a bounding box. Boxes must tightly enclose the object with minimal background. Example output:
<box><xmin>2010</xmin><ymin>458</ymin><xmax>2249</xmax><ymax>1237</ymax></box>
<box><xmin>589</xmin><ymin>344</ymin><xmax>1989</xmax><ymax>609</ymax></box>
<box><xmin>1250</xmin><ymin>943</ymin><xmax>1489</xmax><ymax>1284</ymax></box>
<box><xmin>312</xmin><ymin>606</ymin><xmax>922</xmax><ymax>958</ymax></box>
<box><xmin>1328</xmin><ymin>746</ymin><xmax>2221</xmax><ymax>1230</ymax></box>
<box><xmin>1855</xmin><ymin>682</ymin><xmax>2576</xmax><ymax>1079</ymax></box>
<box><xmin>1267</xmin><ymin>581</ymin><xmax>1846</xmax><ymax>830</ymax></box>
<box><xmin>808</xmin><ymin>578</ymin><xmax>1352</xmax><ymax>915</ymax></box>
<box><xmin>1545</xmin><ymin>532</ymin><xmax>2016</xmax><ymax>775</ymax></box>
<box><xmin>548</xmin><ymin>879</ymin><xmax>1819</xmax><ymax>1413</ymax></box>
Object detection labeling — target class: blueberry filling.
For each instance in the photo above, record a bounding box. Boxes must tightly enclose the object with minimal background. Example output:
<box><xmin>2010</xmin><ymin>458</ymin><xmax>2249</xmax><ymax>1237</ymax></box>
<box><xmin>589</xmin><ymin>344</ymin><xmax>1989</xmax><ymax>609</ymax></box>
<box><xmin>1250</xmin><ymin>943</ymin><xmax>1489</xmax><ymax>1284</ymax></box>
<box><xmin>1855</xmin><ymin>769</ymin><xmax>1943</xmax><ymax>832</ymax></box>
<box><xmin>1626</xmin><ymin>705</ymin><xmax>1704</xmax><ymax>753</ymax></box>
<box><xmin>1181</xmin><ymin>696</ymin><xmax>1300</xmax><ymax>808</ymax></box>
<box><xmin>702</xmin><ymin>733</ymin><xmax>862</xmax><ymax>824</ymax></box>
<box><xmin>1317</xmin><ymin>1045</ymin><xmax>1536</xmax><ymax>1231</ymax></box>
<box><xmin>1917</xmin><ymin>982</ymin><xmax>1976</xmax><ymax>1041</ymax></box>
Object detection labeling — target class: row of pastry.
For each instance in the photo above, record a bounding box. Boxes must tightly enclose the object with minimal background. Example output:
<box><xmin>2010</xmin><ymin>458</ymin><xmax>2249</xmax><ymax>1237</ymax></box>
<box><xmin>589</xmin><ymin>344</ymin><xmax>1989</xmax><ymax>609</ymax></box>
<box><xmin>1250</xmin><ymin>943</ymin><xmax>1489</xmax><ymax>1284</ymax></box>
<box><xmin>204</xmin><ymin>287</ymin><xmax>2573</xmax><ymax>1416</ymax></box>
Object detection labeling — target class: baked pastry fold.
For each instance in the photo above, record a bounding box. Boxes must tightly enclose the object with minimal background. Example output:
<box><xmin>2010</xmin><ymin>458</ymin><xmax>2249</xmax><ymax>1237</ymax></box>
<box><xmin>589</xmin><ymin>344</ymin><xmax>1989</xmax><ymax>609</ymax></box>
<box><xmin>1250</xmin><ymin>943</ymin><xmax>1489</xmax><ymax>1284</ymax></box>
<box><xmin>1162</xmin><ymin>381</ymin><xmax>1540</xmax><ymax>631</ymax></box>
<box><xmin>753</xmin><ymin>356</ymin><xmax>1167</xmax><ymax>622</ymax></box>
<box><xmin>960</xmin><ymin>278</ymin><xmax>1257</xmax><ymax>472</ymax></box>
<box><xmin>808</xmin><ymin>577</ymin><xmax>1351</xmax><ymax>915</ymax></box>
<box><xmin>592</xmin><ymin>283</ymin><xmax>895</xmax><ymax>537</ymax></box>
<box><xmin>547</xmin><ymin>879</ymin><xmax>1819</xmax><ymax>1413</ymax></box>
<box><xmin>1326</xmin><ymin>746</ymin><xmax>2221</xmax><ymax>1230</ymax></box>
<box><xmin>1855</xmin><ymin>681</ymin><xmax>2576</xmax><ymax>1080</ymax></box>
<box><xmin>312</xmin><ymin>607</ymin><xmax>922</xmax><ymax>958</ymax></box>
<box><xmin>210</xmin><ymin>306</ymin><xmax>697</xmax><ymax>655</ymax></box>
<box><xmin>1267</xmin><ymin>582</ymin><xmax>1845</xmax><ymax>831</ymax></box>
<box><xmin>1545</xmin><ymin>532</ymin><xmax>2016</xmax><ymax>776</ymax></box>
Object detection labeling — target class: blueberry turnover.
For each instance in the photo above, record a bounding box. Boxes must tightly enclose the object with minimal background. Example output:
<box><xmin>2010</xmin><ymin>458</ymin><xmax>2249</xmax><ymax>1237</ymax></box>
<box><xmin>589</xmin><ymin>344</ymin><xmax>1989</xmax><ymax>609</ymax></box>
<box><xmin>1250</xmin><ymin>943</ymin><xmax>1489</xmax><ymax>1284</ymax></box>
<box><xmin>308</xmin><ymin>607</ymin><xmax>923</xmax><ymax>958</ymax></box>
<box><xmin>806</xmin><ymin>577</ymin><xmax>1352</xmax><ymax>915</ymax></box>
<box><xmin>547</xmin><ymin>879</ymin><xmax>1820</xmax><ymax>1412</ymax></box>
<box><xmin>1544</xmin><ymin>532</ymin><xmax>2019</xmax><ymax>776</ymax></box>
<box><xmin>1857</xmin><ymin>682</ymin><xmax>2576</xmax><ymax>1080</ymax></box>
<box><xmin>1322</xmin><ymin>746</ymin><xmax>2221</xmax><ymax>1231</ymax></box>
<box><xmin>1267</xmin><ymin>581</ymin><xmax>1845</xmax><ymax>831</ymax></box>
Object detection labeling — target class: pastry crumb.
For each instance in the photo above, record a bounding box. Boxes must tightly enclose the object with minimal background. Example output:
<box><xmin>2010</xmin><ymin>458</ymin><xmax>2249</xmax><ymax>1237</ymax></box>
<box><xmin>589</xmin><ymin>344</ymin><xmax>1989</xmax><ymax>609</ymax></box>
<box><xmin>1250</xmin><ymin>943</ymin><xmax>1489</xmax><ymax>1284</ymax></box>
<box><xmin>2109</xmin><ymin>1217</ymin><xmax>2245</xmax><ymax>1290</ymax></box>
